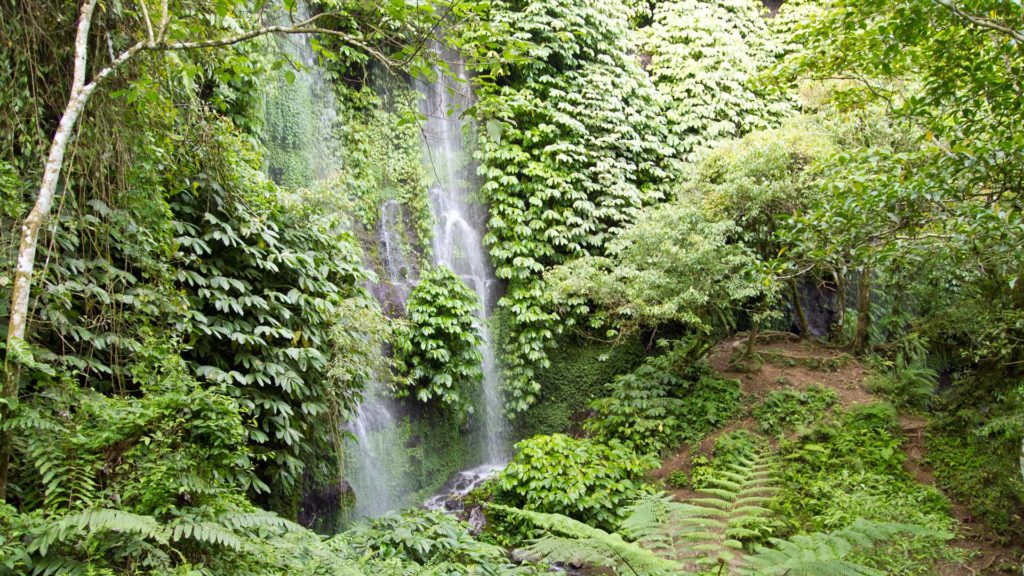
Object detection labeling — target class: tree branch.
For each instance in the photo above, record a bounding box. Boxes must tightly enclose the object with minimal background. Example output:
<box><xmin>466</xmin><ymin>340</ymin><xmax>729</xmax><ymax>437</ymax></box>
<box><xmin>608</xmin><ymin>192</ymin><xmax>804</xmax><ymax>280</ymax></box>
<box><xmin>931</xmin><ymin>0</ymin><xmax>1024</xmax><ymax>44</ymax></box>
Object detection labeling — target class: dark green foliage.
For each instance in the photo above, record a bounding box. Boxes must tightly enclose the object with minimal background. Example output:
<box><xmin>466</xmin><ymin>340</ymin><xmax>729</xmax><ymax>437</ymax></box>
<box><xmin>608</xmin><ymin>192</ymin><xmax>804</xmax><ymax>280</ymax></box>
<box><xmin>675</xmin><ymin>375</ymin><xmax>743</xmax><ymax>443</ymax></box>
<box><xmin>0</xmin><ymin>348</ymin><xmax>357</xmax><ymax>575</ymax></box>
<box><xmin>926</xmin><ymin>379</ymin><xmax>1024</xmax><ymax>543</ymax></box>
<box><xmin>866</xmin><ymin>355</ymin><xmax>937</xmax><ymax>411</ymax></box>
<box><xmin>517</xmin><ymin>333</ymin><xmax>648</xmax><ymax>438</ymax></box>
<box><xmin>395</xmin><ymin>266</ymin><xmax>483</xmax><ymax>414</ymax></box>
<box><xmin>584</xmin><ymin>354</ymin><xmax>689</xmax><ymax>455</ymax></box>
<box><xmin>495</xmin><ymin>434</ymin><xmax>657</xmax><ymax>529</ymax></box>
<box><xmin>331</xmin><ymin>508</ymin><xmax>536</xmax><ymax>575</ymax></box>
<box><xmin>753</xmin><ymin>385</ymin><xmax>839</xmax><ymax>436</ymax></box>
<box><xmin>584</xmin><ymin>348</ymin><xmax>741</xmax><ymax>454</ymax></box>
<box><xmin>172</xmin><ymin>175</ymin><xmax>369</xmax><ymax>498</ymax></box>
<box><xmin>772</xmin><ymin>404</ymin><xmax>959</xmax><ymax>575</ymax></box>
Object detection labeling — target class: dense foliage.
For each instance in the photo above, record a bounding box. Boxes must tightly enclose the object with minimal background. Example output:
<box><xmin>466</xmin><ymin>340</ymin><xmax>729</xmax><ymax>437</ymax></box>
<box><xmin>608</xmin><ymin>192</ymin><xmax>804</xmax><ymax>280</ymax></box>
<box><xmin>585</xmin><ymin>350</ymin><xmax>741</xmax><ymax>454</ymax></box>
<box><xmin>464</xmin><ymin>0</ymin><xmax>680</xmax><ymax>411</ymax></box>
<box><xmin>640</xmin><ymin>0</ymin><xmax>792</xmax><ymax>161</ymax></box>
<box><xmin>394</xmin><ymin>265</ymin><xmax>483</xmax><ymax>414</ymax></box>
<box><xmin>494</xmin><ymin>434</ymin><xmax>656</xmax><ymax>529</ymax></box>
<box><xmin>3</xmin><ymin>0</ymin><xmax>1024</xmax><ymax>573</ymax></box>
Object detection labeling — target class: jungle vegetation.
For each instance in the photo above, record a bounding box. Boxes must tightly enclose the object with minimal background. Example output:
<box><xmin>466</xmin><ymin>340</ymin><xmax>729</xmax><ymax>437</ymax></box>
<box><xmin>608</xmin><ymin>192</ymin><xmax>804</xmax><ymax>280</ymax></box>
<box><xmin>1</xmin><ymin>0</ymin><xmax>1022</xmax><ymax>574</ymax></box>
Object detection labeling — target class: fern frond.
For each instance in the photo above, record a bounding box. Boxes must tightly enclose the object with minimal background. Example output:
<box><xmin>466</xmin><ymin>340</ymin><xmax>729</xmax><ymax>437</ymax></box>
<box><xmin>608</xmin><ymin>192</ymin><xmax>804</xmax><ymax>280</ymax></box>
<box><xmin>739</xmin><ymin>519</ymin><xmax>951</xmax><ymax>575</ymax></box>
<box><xmin>488</xmin><ymin>504</ymin><xmax>691</xmax><ymax>576</ymax></box>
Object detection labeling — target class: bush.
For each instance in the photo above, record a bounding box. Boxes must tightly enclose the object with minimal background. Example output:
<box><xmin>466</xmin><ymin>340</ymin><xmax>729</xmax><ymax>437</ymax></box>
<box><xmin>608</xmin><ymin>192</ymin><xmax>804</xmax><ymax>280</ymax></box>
<box><xmin>771</xmin><ymin>403</ymin><xmax>958</xmax><ymax>575</ymax></box>
<box><xmin>395</xmin><ymin>265</ymin><xmax>483</xmax><ymax>413</ymax></box>
<box><xmin>753</xmin><ymin>385</ymin><xmax>839</xmax><ymax>435</ymax></box>
<box><xmin>926</xmin><ymin>428</ymin><xmax>1024</xmax><ymax>543</ymax></box>
<box><xmin>866</xmin><ymin>354</ymin><xmax>937</xmax><ymax>411</ymax></box>
<box><xmin>519</xmin><ymin>333</ymin><xmax>648</xmax><ymax>438</ymax></box>
<box><xmin>331</xmin><ymin>508</ymin><xmax>532</xmax><ymax>574</ymax></box>
<box><xmin>584</xmin><ymin>350</ymin><xmax>741</xmax><ymax>454</ymax></box>
<box><xmin>676</xmin><ymin>375</ymin><xmax>743</xmax><ymax>442</ymax></box>
<box><xmin>585</xmin><ymin>354</ymin><xmax>688</xmax><ymax>455</ymax></box>
<box><xmin>495</xmin><ymin>434</ymin><xmax>658</xmax><ymax>529</ymax></box>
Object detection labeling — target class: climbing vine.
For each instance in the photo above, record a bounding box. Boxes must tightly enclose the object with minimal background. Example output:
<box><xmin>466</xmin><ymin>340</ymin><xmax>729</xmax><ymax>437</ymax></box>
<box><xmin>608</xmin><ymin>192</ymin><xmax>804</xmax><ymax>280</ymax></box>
<box><xmin>639</xmin><ymin>0</ymin><xmax>793</xmax><ymax>162</ymax></box>
<box><xmin>464</xmin><ymin>0</ymin><xmax>680</xmax><ymax>411</ymax></box>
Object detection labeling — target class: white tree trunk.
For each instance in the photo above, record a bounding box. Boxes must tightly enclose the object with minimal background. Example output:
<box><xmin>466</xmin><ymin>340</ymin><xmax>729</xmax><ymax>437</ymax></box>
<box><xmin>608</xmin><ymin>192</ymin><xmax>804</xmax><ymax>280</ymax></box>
<box><xmin>6</xmin><ymin>0</ymin><xmax>98</xmax><ymax>347</ymax></box>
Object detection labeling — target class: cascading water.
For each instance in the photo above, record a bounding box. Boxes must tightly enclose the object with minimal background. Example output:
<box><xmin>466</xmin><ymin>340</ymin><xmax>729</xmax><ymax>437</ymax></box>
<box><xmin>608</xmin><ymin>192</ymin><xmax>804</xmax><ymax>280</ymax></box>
<box><xmin>419</xmin><ymin>42</ymin><xmax>508</xmax><ymax>468</ymax></box>
<box><xmin>263</xmin><ymin>3</ymin><xmax>416</xmax><ymax>521</ymax></box>
<box><xmin>376</xmin><ymin>200</ymin><xmax>418</xmax><ymax>315</ymax></box>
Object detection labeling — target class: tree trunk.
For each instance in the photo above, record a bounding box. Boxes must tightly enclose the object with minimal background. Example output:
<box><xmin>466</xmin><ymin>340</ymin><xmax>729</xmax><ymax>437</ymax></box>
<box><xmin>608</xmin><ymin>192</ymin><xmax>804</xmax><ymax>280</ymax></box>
<box><xmin>852</xmin><ymin>267</ymin><xmax>872</xmax><ymax>353</ymax></box>
<box><xmin>790</xmin><ymin>280</ymin><xmax>810</xmax><ymax>337</ymax></box>
<box><xmin>745</xmin><ymin>318</ymin><xmax>760</xmax><ymax>358</ymax></box>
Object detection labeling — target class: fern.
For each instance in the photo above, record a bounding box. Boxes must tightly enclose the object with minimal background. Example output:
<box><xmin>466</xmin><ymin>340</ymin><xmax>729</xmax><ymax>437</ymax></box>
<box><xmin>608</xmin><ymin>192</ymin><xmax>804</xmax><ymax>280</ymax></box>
<box><xmin>738</xmin><ymin>519</ymin><xmax>948</xmax><ymax>575</ymax></box>
<box><xmin>623</xmin><ymin>449</ymin><xmax>779</xmax><ymax>569</ymax></box>
<box><xmin>487</xmin><ymin>504</ymin><xmax>689</xmax><ymax>576</ymax></box>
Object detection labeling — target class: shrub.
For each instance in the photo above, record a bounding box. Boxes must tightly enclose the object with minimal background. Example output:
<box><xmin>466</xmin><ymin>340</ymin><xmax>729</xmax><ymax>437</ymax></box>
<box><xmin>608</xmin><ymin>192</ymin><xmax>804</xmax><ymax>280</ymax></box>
<box><xmin>866</xmin><ymin>354</ymin><xmax>937</xmax><ymax>411</ymax></box>
<box><xmin>331</xmin><ymin>508</ymin><xmax>532</xmax><ymax>574</ymax></box>
<box><xmin>753</xmin><ymin>385</ymin><xmax>839</xmax><ymax>435</ymax></box>
<box><xmin>771</xmin><ymin>403</ymin><xmax>958</xmax><ymax>575</ymax></box>
<box><xmin>584</xmin><ymin>350</ymin><xmax>741</xmax><ymax>454</ymax></box>
<box><xmin>495</xmin><ymin>434</ymin><xmax>658</xmax><ymax>529</ymax></box>
<box><xmin>676</xmin><ymin>375</ymin><xmax>743</xmax><ymax>442</ymax></box>
<box><xmin>585</xmin><ymin>354</ymin><xmax>687</xmax><ymax>455</ymax></box>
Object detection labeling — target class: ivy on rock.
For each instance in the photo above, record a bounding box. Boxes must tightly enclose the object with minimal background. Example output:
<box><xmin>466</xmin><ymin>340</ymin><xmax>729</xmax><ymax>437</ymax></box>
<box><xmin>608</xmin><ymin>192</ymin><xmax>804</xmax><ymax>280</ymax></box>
<box><xmin>465</xmin><ymin>0</ymin><xmax>680</xmax><ymax>412</ymax></box>
<box><xmin>395</xmin><ymin>265</ymin><xmax>483</xmax><ymax>415</ymax></box>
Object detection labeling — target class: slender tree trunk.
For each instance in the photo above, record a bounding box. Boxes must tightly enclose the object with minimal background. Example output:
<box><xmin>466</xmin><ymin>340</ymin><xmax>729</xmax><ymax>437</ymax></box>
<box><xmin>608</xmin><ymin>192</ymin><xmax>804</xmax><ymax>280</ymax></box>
<box><xmin>852</xmin><ymin>267</ymin><xmax>872</xmax><ymax>353</ymax></box>
<box><xmin>0</xmin><ymin>0</ymin><xmax>100</xmax><ymax>504</ymax></box>
<box><xmin>745</xmin><ymin>318</ymin><xmax>760</xmax><ymax>358</ymax></box>
<box><xmin>832</xmin><ymin>268</ymin><xmax>846</xmax><ymax>341</ymax></box>
<box><xmin>790</xmin><ymin>280</ymin><xmax>810</xmax><ymax>337</ymax></box>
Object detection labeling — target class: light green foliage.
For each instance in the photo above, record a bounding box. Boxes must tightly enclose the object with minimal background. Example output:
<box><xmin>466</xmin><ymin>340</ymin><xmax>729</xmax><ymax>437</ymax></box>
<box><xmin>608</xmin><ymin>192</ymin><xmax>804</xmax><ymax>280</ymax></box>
<box><xmin>491</xmin><ymin>503</ymin><xmax>686</xmax><ymax>576</ymax></box>
<box><xmin>623</xmin><ymin>451</ymin><xmax>781</xmax><ymax>570</ymax></box>
<box><xmin>691</xmin><ymin>431</ymin><xmax>767</xmax><ymax>490</ymax></box>
<box><xmin>753</xmin><ymin>385</ymin><xmax>839</xmax><ymax>436</ymax></box>
<box><xmin>639</xmin><ymin>0</ymin><xmax>793</xmax><ymax>161</ymax></box>
<box><xmin>738</xmin><ymin>519</ymin><xmax>946</xmax><ymax>576</ymax></box>
<box><xmin>330</xmin><ymin>509</ymin><xmax>536</xmax><ymax>575</ymax></box>
<box><xmin>463</xmin><ymin>0</ymin><xmax>680</xmax><ymax>411</ymax></box>
<box><xmin>681</xmin><ymin>119</ymin><xmax>834</xmax><ymax>262</ymax></box>
<box><xmin>498</xmin><ymin>467</ymin><xmax>931</xmax><ymax>576</ymax></box>
<box><xmin>395</xmin><ymin>266</ymin><xmax>483</xmax><ymax>414</ymax></box>
<box><xmin>495</xmin><ymin>434</ymin><xmax>657</xmax><ymax>529</ymax></box>
<box><xmin>585</xmin><ymin>347</ymin><xmax>741</xmax><ymax>454</ymax></box>
<box><xmin>548</xmin><ymin>203</ymin><xmax>767</xmax><ymax>339</ymax></box>
<box><xmin>329</xmin><ymin>85</ymin><xmax>432</xmax><ymax>249</ymax></box>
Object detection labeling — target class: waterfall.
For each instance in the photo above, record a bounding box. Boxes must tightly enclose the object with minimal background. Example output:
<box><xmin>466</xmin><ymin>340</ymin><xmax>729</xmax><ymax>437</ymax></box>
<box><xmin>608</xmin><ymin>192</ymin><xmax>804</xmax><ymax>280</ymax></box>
<box><xmin>263</xmin><ymin>3</ymin><xmax>416</xmax><ymax>521</ymax></box>
<box><xmin>419</xmin><ymin>42</ymin><xmax>508</xmax><ymax>466</ymax></box>
<box><xmin>346</xmin><ymin>379</ymin><xmax>409</xmax><ymax>518</ymax></box>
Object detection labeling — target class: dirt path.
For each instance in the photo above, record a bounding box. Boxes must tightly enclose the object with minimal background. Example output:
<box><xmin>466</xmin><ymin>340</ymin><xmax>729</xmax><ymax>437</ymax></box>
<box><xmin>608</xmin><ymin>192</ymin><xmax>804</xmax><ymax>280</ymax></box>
<box><xmin>655</xmin><ymin>336</ymin><xmax>1022</xmax><ymax>575</ymax></box>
